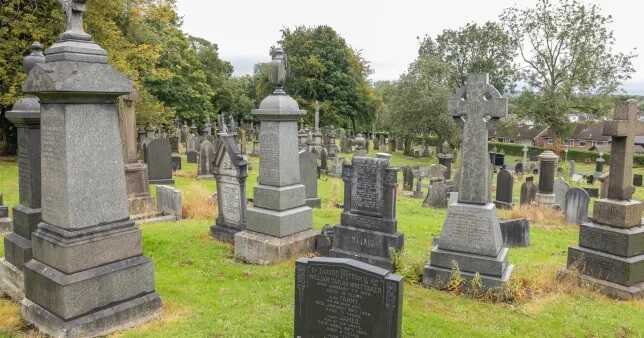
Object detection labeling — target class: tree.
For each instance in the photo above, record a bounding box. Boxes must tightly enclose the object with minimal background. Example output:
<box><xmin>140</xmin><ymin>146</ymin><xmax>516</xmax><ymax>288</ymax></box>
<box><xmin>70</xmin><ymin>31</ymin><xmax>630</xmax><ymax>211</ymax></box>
<box><xmin>256</xmin><ymin>26</ymin><xmax>379</xmax><ymax>130</ymax></box>
<box><xmin>501</xmin><ymin>0</ymin><xmax>636</xmax><ymax>135</ymax></box>
<box><xmin>432</xmin><ymin>21</ymin><xmax>518</xmax><ymax>94</ymax></box>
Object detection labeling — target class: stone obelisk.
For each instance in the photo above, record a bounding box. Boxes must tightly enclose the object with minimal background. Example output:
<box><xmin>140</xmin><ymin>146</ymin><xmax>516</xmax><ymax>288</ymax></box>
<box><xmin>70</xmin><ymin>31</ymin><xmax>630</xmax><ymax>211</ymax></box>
<box><xmin>21</xmin><ymin>1</ymin><xmax>161</xmax><ymax>336</ymax></box>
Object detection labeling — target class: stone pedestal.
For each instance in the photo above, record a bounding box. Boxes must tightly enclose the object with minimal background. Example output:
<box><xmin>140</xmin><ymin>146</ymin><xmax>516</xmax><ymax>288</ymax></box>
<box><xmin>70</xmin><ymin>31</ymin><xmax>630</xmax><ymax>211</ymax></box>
<box><xmin>536</xmin><ymin>150</ymin><xmax>558</xmax><ymax>207</ymax></box>
<box><xmin>20</xmin><ymin>4</ymin><xmax>161</xmax><ymax>335</ymax></box>
<box><xmin>234</xmin><ymin>48</ymin><xmax>316</xmax><ymax>265</ymax></box>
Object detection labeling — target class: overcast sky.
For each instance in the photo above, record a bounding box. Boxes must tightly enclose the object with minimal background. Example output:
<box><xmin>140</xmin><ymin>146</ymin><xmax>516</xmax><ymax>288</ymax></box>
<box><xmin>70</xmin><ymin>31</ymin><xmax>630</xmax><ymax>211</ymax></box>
<box><xmin>176</xmin><ymin>0</ymin><xmax>643</xmax><ymax>95</ymax></box>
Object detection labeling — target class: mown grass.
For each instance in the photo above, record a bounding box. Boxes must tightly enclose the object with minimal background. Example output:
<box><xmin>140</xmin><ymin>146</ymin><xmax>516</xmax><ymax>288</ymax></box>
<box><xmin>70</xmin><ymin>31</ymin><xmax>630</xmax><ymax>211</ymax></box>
<box><xmin>0</xmin><ymin>149</ymin><xmax>643</xmax><ymax>337</ymax></box>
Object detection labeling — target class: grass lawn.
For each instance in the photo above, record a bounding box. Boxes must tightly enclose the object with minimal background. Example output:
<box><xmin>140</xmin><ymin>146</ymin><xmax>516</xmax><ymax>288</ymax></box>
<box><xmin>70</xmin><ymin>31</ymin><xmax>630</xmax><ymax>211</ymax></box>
<box><xmin>0</xmin><ymin>149</ymin><xmax>644</xmax><ymax>337</ymax></box>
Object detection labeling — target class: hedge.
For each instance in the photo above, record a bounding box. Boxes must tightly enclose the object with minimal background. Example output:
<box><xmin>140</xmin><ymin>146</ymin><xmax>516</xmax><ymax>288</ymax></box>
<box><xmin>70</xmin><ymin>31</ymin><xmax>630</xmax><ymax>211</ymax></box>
<box><xmin>488</xmin><ymin>142</ymin><xmax>644</xmax><ymax>167</ymax></box>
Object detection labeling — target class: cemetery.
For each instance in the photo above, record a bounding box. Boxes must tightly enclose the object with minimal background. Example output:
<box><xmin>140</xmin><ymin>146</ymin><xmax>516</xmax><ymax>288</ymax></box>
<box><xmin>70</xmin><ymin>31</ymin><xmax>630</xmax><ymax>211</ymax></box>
<box><xmin>1</xmin><ymin>0</ymin><xmax>644</xmax><ymax>337</ymax></box>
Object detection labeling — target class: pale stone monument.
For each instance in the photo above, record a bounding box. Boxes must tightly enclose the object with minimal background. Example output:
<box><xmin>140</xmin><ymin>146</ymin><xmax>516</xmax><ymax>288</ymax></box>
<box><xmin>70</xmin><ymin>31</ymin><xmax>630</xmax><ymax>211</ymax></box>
<box><xmin>211</xmin><ymin>120</ymin><xmax>248</xmax><ymax>243</ymax></box>
<box><xmin>566</xmin><ymin>100</ymin><xmax>644</xmax><ymax>299</ymax></box>
<box><xmin>234</xmin><ymin>48</ymin><xmax>317</xmax><ymax>265</ymax></box>
<box><xmin>20</xmin><ymin>1</ymin><xmax>161</xmax><ymax>335</ymax></box>
<box><xmin>423</xmin><ymin>74</ymin><xmax>513</xmax><ymax>290</ymax></box>
<box><xmin>0</xmin><ymin>42</ymin><xmax>44</xmax><ymax>300</ymax></box>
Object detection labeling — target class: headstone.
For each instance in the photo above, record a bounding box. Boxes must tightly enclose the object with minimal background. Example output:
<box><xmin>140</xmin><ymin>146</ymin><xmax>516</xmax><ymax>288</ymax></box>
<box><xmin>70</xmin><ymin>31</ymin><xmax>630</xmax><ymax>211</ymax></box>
<box><xmin>634</xmin><ymin>174</ymin><xmax>643</xmax><ymax>187</ymax></box>
<box><xmin>554</xmin><ymin>177</ymin><xmax>570</xmax><ymax>209</ymax></box>
<box><xmin>402</xmin><ymin>166</ymin><xmax>414</xmax><ymax>191</ymax></box>
<box><xmin>197</xmin><ymin>139</ymin><xmax>216</xmax><ymax>179</ymax></box>
<box><xmin>424</xmin><ymin>73</ymin><xmax>513</xmax><ymax>290</ymax></box>
<box><xmin>19</xmin><ymin>4</ymin><xmax>161</xmax><ymax>335</ymax></box>
<box><xmin>564</xmin><ymin>188</ymin><xmax>590</xmax><ymax>225</ymax></box>
<box><xmin>437</xmin><ymin>147</ymin><xmax>454</xmax><ymax>180</ymax></box>
<box><xmin>144</xmin><ymin>137</ymin><xmax>175</xmax><ymax>184</ymax></box>
<box><xmin>413</xmin><ymin>175</ymin><xmax>424</xmax><ymax>199</ymax></box>
<box><xmin>423</xmin><ymin>180</ymin><xmax>448</xmax><ymax>209</ymax></box>
<box><xmin>520</xmin><ymin>177</ymin><xmax>537</xmax><ymax>206</ymax></box>
<box><xmin>0</xmin><ymin>41</ymin><xmax>44</xmax><ymax>300</ymax></box>
<box><xmin>353</xmin><ymin>134</ymin><xmax>367</xmax><ymax>156</ymax></box>
<box><xmin>494</xmin><ymin>168</ymin><xmax>513</xmax><ymax>209</ymax></box>
<box><xmin>567</xmin><ymin>100</ymin><xmax>644</xmax><ymax>299</ymax></box>
<box><xmin>186</xmin><ymin>133</ymin><xmax>199</xmax><ymax>163</ymax></box>
<box><xmin>428</xmin><ymin>164</ymin><xmax>447</xmax><ymax>181</ymax></box>
<box><xmin>499</xmin><ymin>219</ymin><xmax>530</xmax><ymax>247</ymax></box>
<box><xmin>300</xmin><ymin>150</ymin><xmax>321</xmax><ymax>208</ymax></box>
<box><xmin>328</xmin><ymin>156</ymin><xmax>344</xmax><ymax>177</ymax></box>
<box><xmin>494</xmin><ymin>153</ymin><xmax>505</xmax><ymax>167</ymax></box>
<box><xmin>330</xmin><ymin>154</ymin><xmax>403</xmax><ymax>270</ymax></box>
<box><xmin>234</xmin><ymin>48</ymin><xmax>317</xmax><ymax>265</ymax></box>
<box><xmin>514</xmin><ymin>162</ymin><xmax>524</xmax><ymax>175</ymax></box>
<box><xmin>211</xmin><ymin>127</ymin><xmax>248</xmax><ymax>243</ymax></box>
<box><xmin>294</xmin><ymin>257</ymin><xmax>403</xmax><ymax>338</ymax></box>
<box><xmin>169</xmin><ymin>135</ymin><xmax>181</xmax><ymax>171</ymax></box>
<box><xmin>156</xmin><ymin>185</ymin><xmax>182</xmax><ymax>220</ymax></box>
<box><xmin>536</xmin><ymin>150</ymin><xmax>559</xmax><ymax>207</ymax></box>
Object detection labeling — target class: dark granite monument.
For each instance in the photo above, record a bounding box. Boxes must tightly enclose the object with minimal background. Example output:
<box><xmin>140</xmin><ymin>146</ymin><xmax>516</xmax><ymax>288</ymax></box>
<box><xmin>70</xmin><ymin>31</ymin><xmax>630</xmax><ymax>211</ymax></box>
<box><xmin>294</xmin><ymin>257</ymin><xmax>402</xmax><ymax>338</ymax></box>
<box><xmin>494</xmin><ymin>168</ymin><xmax>513</xmax><ymax>209</ymax></box>
<box><xmin>424</xmin><ymin>73</ymin><xmax>513</xmax><ymax>290</ymax></box>
<box><xmin>536</xmin><ymin>150</ymin><xmax>558</xmax><ymax>207</ymax></box>
<box><xmin>0</xmin><ymin>42</ymin><xmax>44</xmax><ymax>300</ymax></box>
<box><xmin>144</xmin><ymin>137</ymin><xmax>175</xmax><ymax>184</ymax></box>
<box><xmin>20</xmin><ymin>2</ymin><xmax>161</xmax><ymax>335</ymax></box>
<box><xmin>330</xmin><ymin>154</ymin><xmax>403</xmax><ymax>270</ymax></box>
<box><xmin>520</xmin><ymin>177</ymin><xmax>537</xmax><ymax>206</ymax></box>
<box><xmin>566</xmin><ymin>100</ymin><xmax>644</xmax><ymax>299</ymax></box>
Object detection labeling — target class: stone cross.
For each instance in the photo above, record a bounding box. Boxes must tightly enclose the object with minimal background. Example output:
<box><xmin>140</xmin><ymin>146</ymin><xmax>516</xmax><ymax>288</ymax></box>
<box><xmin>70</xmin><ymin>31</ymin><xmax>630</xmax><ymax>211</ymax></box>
<box><xmin>448</xmin><ymin>74</ymin><xmax>507</xmax><ymax>204</ymax></box>
<box><xmin>60</xmin><ymin>0</ymin><xmax>90</xmax><ymax>41</ymax></box>
<box><xmin>603</xmin><ymin>100</ymin><xmax>644</xmax><ymax>200</ymax></box>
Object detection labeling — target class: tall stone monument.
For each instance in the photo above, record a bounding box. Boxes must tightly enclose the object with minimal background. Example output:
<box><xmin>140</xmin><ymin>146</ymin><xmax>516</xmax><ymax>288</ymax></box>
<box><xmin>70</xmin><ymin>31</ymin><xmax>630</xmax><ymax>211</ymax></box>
<box><xmin>21</xmin><ymin>1</ymin><xmax>161</xmax><ymax>335</ymax></box>
<box><xmin>330</xmin><ymin>154</ymin><xmax>403</xmax><ymax>270</ymax></box>
<box><xmin>566</xmin><ymin>100</ymin><xmax>644</xmax><ymax>299</ymax></box>
<box><xmin>211</xmin><ymin>121</ymin><xmax>248</xmax><ymax>243</ymax></box>
<box><xmin>0</xmin><ymin>42</ymin><xmax>44</xmax><ymax>300</ymax></box>
<box><xmin>118</xmin><ymin>89</ymin><xmax>156</xmax><ymax>219</ymax></box>
<box><xmin>424</xmin><ymin>74</ymin><xmax>513</xmax><ymax>290</ymax></box>
<box><xmin>299</xmin><ymin>149</ymin><xmax>321</xmax><ymax>208</ymax></box>
<box><xmin>535</xmin><ymin>150</ymin><xmax>558</xmax><ymax>207</ymax></box>
<box><xmin>234</xmin><ymin>48</ymin><xmax>317</xmax><ymax>265</ymax></box>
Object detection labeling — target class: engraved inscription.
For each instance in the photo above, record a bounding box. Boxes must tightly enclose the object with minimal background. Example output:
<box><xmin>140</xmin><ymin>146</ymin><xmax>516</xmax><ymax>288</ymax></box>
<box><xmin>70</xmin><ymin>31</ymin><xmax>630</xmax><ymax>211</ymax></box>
<box><xmin>220</xmin><ymin>183</ymin><xmax>241</xmax><ymax>226</ymax></box>
<box><xmin>259</xmin><ymin>122</ymin><xmax>280</xmax><ymax>185</ymax></box>
<box><xmin>41</xmin><ymin>107</ymin><xmax>66</xmax><ymax>225</ymax></box>
<box><xmin>350</xmin><ymin>158</ymin><xmax>384</xmax><ymax>215</ymax></box>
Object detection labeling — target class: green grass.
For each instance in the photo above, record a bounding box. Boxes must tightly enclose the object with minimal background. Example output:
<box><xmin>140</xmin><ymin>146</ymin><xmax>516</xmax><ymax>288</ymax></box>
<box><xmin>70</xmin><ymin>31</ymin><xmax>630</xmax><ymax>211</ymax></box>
<box><xmin>1</xmin><ymin>151</ymin><xmax>644</xmax><ymax>337</ymax></box>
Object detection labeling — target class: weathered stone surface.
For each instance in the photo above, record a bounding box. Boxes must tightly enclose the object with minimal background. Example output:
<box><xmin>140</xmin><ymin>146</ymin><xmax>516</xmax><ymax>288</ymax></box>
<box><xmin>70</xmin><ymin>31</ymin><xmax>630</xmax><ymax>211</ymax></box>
<box><xmin>499</xmin><ymin>219</ymin><xmax>530</xmax><ymax>247</ymax></box>
<box><xmin>299</xmin><ymin>150</ymin><xmax>321</xmax><ymax>208</ymax></box>
<box><xmin>536</xmin><ymin>150</ymin><xmax>558</xmax><ymax>206</ymax></box>
<box><xmin>568</xmin><ymin>246</ymin><xmax>644</xmax><ymax>286</ymax></box>
<box><xmin>144</xmin><ymin>138</ymin><xmax>174</xmax><ymax>184</ymax></box>
<box><xmin>294</xmin><ymin>257</ymin><xmax>402</xmax><ymax>338</ymax></box>
<box><xmin>437</xmin><ymin>203</ymin><xmax>503</xmax><ymax>257</ymax></box>
<box><xmin>579</xmin><ymin>222</ymin><xmax>644</xmax><ymax>257</ymax></box>
<box><xmin>197</xmin><ymin>139</ymin><xmax>216</xmax><ymax>179</ymax></box>
<box><xmin>494</xmin><ymin>168</ymin><xmax>513</xmax><ymax>209</ymax></box>
<box><xmin>423</xmin><ymin>180</ymin><xmax>448</xmax><ymax>209</ymax></box>
<box><xmin>554</xmin><ymin>177</ymin><xmax>570</xmax><ymax>209</ymax></box>
<box><xmin>234</xmin><ymin>229</ymin><xmax>317</xmax><ymax>265</ymax></box>
<box><xmin>593</xmin><ymin>199</ymin><xmax>643</xmax><ymax>228</ymax></box>
<box><xmin>634</xmin><ymin>174</ymin><xmax>643</xmax><ymax>187</ymax></box>
<box><xmin>156</xmin><ymin>185</ymin><xmax>182</xmax><ymax>220</ymax></box>
<box><xmin>520</xmin><ymin>177</ymin><xmax>537</xmax><ymax>206</ymax></box>
<box><xmin>564</xmin><ymin>188</ymin><xmax>590</xmax><ymax>225</ymax></box>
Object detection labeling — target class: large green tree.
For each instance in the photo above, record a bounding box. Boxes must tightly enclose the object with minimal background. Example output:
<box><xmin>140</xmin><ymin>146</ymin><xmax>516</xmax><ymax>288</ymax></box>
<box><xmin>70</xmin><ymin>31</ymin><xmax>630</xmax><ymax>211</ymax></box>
<box><xmin>501</xmin><ymin>0</ymin><xmax>636</xmax><ymax>135</ymax></box>
<box><xmin>257</xmin><ymin>26</ymin><xmax>380</xmax><ymax>130</ymax></box>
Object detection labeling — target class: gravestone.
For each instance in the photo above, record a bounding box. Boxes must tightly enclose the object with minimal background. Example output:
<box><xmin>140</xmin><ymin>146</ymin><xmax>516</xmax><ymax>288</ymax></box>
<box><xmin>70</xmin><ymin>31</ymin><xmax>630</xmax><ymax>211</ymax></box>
<box><xmin>514</xmin><ymin>162</ymin><xmax>524</xmax><ymax>175</ymax></box>
<box><xmin>186</xmin><ymin>133</ymin><xmax>199</xmax><ymax>163</ymax></box>
<box><xmin>413</xmin><ymin>175</ymin><xmax>424</xmax><ymax>199</ymax></box>
<box><xmin>330</xmin><ymin>154</ymin><xmax>403</xmax><ymax>270</ymax></box>
<box><xmin>554</xmin><ymin>177</ymin><xmax>570</xmax><ymax>209</ymax></box>
<box><xmin>424</xmin><ymin>74</ymin><xmax>513</xmax><ymax>290</ymax></box>
<box><xmin>20</xmin><ymin>3</ymin><xmax>161</xmax><ymax>335</ymax></box>
<box><xmin>211</xmin><ymin>126</ymin><xmax>248</xmax><ymax>243</ymax></box>
<box><xmin>328</xmin><ymin>156</ymin><xmax>344</xmax><ymax>177</ymax></box>
<box><xmin>118</xmin><ymin>90</ymin><xmax>156</xmax><ymax>219</ymax></box>
<box><xmin>567</xmin><ymin>100</ymin><xmax>644</xmax><ymax>299</ymax></box>
<box><xmin>520</xmin><ymin>177</ymin><xmax>537</xmax><ymax>206</ymax></box>
<box><xmin>437</xmin><ymin>146</ymin><xmax>454</xmax><ymax>180</ymax></box>
<box><xmin>300</xmin><ymin>150</ymin><xmax>321</xmax><ymax>208</ymax></box>
<box><xmin>0</xmin><ymin>43</ymin><xmax>44</xmax><ymax>300</ymax></box>
<box><xmin>564</xmin><ymin>188</ymin><xmax>590</xmax><ymax>225</ymax></box>
<box><xmin>169</xmin><ymin>135</ymin><xmax>181</xmax><ymax>171</ymax></box>
<box><xmin>294</xmin><ymin>257</ymin><xmax>403</xmax><ymax>338</ymax></box>
<box><xmin>494</xmin><ymin>168</ymin><xmax>513</xmax><ymax>209</ymax></box>
<box><xmin>429</xmin><ymin>164</ymin><xmax>447</xmax><ymax>181</ymax></box>
<box><xmin>499</xmin><ymin>219</ymin><xmax>530</xmax><ymax>247</ymax></box>
<box><xmin>156</xmin><ymin>185</ymin><xmax>182</xmax><ymax>220</ymax></box>
<box><xmin>353</xmin><ymin>134</ymin><xmax>367</xmax><ymax>156</ymax></box>
<box><xmin>402</xmin><ymin>166</ymin><xmax>414</xmax><ymax>191</ymax></box>
<box><xmin>536</xmin><ymin>150</ymin><xmax>558</xmax><ymax>207</ymax></box>
<box><xmin>144</xmin><ymin>137</ymin><xmax>174</xmax><ymax>184</ymax></box>
<box><xmin>634</xmin><ymin>174</ymin><xmax>643</xmax><ymax>187</ymax></box>
<box><xmin>234</xmin><ymin>48</ymin><xmax>317</xmax><ymax>265</ymax></box>
<box><xmin>423</xmin><ymin>180</ymin><xmax>448</xmax><ymax>209</ymax></box>
<box><xmin>197</xmin><ymin>139</ymin><xmax>216</xmax><ymax>179</ymax></box>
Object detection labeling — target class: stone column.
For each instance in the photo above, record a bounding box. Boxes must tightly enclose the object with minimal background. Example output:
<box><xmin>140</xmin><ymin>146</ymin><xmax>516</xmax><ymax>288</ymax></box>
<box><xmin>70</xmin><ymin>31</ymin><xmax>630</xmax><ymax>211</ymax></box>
<box><xmin>21</xmin><ymin>2</ymin><xmax>161</xmax><ymax>336</ymax></box>
<box><xmin>234</xmin><ymin>48</ymin><xmax>317</xmax><ymax>265</ymax></box>
<box><xmin>536</xmin><ymin>150</ymin><xmax>558</xmax><ymax>207</ymax></box>
<box><xmin>0</xmin><ymin>43</ymin><xmax>44</xmax><ymax>301</ymax></box>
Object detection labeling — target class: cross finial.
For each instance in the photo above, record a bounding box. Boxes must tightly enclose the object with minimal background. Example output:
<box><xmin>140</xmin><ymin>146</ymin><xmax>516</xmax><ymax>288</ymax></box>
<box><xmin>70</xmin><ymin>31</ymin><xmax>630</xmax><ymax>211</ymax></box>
<box><xmin>604</xmin><ymin>100</ymin><xmax>644</xmax><ymax>200</ymax></box>
<box><xmin>60</xmin><ymin>0</ymin><xmax>91</xmax><ymax>41</ymax></box>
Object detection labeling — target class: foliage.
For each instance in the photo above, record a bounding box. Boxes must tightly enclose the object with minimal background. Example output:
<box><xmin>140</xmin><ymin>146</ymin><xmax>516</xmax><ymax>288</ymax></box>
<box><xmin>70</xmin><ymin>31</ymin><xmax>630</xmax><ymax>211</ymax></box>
<box><xmin>501</xmin><ymin>0</ymin><xmax>637</xmax><ymax>135</ymax></box>
<box><xmin>256</xmin><ymin>26</ymin><xmax>380</xmax><ymax>131</ymax></box>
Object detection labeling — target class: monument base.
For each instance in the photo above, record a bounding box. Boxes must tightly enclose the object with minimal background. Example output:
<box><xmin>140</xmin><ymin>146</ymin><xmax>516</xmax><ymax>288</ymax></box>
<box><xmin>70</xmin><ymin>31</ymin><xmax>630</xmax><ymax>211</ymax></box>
<box><xmin>149</xmin><ymin>178</ymin><xmax>174</xmax><ymax>185</ymax></box>
<box><xmin>234</xmin><ymin>229</ymin><xmax>318</xmax><ymax>265</ymax></box>
<box><xmin>22</xmin><ymin>292</ymin><xmax>161</xmax><ymax>338</ymax></box>
<box><xmin>305</xmin><ymin>197</ymin><xmax>321</xmax><ymax>209</ymax></box>
<box><xmin>128</xmin><ymin>195</ymin><xmax>157</xmax><ymax>220</ymax></box>
<box><xmin>0</xmin><ymin>217</ymin><xmax>11</xmax><ymax>232</ymax></box>
<box><xmin>210</xmin><ymin>223</ymin><xmax>242</xmax><ymax>244</ymax></box>
<box><xmin>535</xmin><ymin>193</ymin><xmax>555</xmax><ymax>207</ymax></box>
<box><xmin>0</xmin><ymin>258</ymin><xmax>24</xmax><ymax>301</ymax></box>
<box><xmin>493</xmin><ymin>200</ymin><xmax>513</xmax><ymax>210</ymax></box>
<box><xmin>559</xmin><ymin>268</ymin><xmax>644</xmax><ymax>300</ymax></box>
<box><xmin>567</xmin><ymin>246</ymin><xmax>644</xmax><ymax>287</ymax></box>
<box><xmin>423</xmin><ymin>263</ymin><xmax>514</xmax><ymax>290</ymax></box>
<box><xmin>196</xmin><ymin>175</ymin><xmax>214</xmax><ymax>180</ymax></box>
<box><xmin>329</xmin><ymin>224</ymin><xmax>404</xmax><ymax>271</ymax></box>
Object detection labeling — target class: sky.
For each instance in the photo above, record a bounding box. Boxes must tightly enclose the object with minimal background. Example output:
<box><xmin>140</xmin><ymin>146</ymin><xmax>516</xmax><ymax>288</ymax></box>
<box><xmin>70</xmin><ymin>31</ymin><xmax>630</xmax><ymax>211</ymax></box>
<box><xmin>176</xmin><ymin>0</ymin><xmax>644</xmax><ymax>95</ymax></box>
